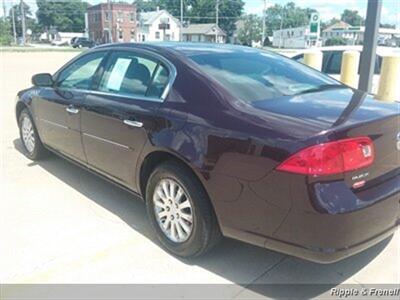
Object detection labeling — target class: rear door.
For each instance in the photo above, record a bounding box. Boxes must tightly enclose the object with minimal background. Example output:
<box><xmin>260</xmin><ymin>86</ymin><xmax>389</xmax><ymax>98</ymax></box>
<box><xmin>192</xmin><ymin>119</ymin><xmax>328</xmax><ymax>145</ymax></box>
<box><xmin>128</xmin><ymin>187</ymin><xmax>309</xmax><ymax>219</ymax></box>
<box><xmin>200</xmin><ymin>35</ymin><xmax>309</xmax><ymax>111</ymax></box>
<box><xmin>34</xmin><ymin>50</ymin><xmax>108</xmax><ymax>163</ymax></box>
<box><xmin>81</xmin><ymin>49</ymin><xmax>173</xmax><ymax>190</ymax></box>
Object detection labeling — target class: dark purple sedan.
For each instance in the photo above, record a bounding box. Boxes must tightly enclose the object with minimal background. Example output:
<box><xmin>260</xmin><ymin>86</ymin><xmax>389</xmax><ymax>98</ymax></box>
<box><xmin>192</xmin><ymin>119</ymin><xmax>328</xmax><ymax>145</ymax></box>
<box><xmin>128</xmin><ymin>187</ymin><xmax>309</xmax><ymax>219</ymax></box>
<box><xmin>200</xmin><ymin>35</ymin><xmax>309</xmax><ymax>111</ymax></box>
<box><xmin>15</xmin><ymin>43</ymin><xmax>400</xmax><ymax>263</ymax></box>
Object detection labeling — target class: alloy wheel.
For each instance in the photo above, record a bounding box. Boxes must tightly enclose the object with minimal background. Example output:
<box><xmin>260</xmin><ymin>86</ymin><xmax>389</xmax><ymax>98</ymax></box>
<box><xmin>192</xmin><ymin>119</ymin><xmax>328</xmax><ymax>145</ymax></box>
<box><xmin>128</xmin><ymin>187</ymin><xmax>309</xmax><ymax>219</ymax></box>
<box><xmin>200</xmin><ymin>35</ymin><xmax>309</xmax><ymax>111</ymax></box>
<box><xmin>21</xmin><ymin>116</ymin><xmax>35</xmax><ymax>154</ymax></box>
<box><xmin>153</xmin><ymin>178</ymin><xmax>194</xmax><ymax>243</ymax></box>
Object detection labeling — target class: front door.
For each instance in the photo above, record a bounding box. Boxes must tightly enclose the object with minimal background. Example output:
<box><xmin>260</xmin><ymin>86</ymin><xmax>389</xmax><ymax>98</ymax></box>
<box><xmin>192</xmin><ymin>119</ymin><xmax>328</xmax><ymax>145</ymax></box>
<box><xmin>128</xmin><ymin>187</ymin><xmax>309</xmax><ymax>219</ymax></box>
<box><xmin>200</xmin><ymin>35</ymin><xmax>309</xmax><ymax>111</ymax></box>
<box><xmin>81</xmin><ymin>49</ymin><xmax>172</xmax><ymax>190</ymax></box>
<box><xmin>33</xmin><ymin>51</ymin><xmax>108</xmax><ymax>163</ymax></box>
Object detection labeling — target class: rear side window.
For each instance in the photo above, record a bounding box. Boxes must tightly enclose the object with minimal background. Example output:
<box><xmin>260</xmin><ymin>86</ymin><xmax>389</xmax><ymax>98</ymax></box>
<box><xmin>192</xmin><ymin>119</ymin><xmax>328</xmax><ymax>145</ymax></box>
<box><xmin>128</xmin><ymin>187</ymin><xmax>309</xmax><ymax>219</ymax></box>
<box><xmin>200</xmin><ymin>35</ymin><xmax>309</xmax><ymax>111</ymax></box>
<box><xmin>56</xmin><ymin>51</ymin><xmax>105</xmax><ymax>90</ymax></box>
<box><xmin>189</xmin><ymin>50</ymin><xmax>336</xmax><ymax>103</ymax></box>
<box><xmin>98</xmin><ymin>51</ymin><xmax>169</xmax><ymax>99</ymax></box>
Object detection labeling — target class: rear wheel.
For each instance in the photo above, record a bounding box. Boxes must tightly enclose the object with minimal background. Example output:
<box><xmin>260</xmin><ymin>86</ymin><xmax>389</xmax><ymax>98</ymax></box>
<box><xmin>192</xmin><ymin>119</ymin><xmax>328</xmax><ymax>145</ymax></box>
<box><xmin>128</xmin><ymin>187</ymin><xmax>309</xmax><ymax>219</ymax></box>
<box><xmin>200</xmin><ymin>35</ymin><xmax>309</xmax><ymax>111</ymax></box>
<box><xmin>18</xmin><ymin>109</ymin><xmax>48</xmax><ymax>160</ymax></box>
<box><xmin>146</xmin><ymin>161</ymin><xmax>221</xmax><ymax>258</ymax></box>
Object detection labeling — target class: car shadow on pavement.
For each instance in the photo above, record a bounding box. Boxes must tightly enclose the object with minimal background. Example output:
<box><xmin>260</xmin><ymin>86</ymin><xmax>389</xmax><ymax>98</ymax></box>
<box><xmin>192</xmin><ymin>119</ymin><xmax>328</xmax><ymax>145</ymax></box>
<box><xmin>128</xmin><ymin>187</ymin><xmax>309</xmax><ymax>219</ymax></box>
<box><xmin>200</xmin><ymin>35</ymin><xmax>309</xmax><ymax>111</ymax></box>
<box><xmin>13</xmin><ymin>138</ymin><xmax>392</xmax><ymax>298</ymax></box>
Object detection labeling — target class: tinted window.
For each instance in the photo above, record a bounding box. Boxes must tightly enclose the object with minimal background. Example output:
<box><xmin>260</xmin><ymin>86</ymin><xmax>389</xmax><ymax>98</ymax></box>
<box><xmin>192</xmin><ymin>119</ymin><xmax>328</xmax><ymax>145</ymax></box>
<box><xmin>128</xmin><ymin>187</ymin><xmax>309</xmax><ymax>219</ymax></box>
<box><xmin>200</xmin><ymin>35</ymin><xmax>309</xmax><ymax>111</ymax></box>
<box><xmin>325</xmin><ymin>51</ymin><xmax>342</xmax><ymax>74</ymax></box>
<box><xmin>147</xmin><ymin>64</ymin><xmax>170</xmax><ymax>98</ymax></box>
<box><xmin>99</xmin><ymin>51</ymin><xmax>168</xmax><ymax>99</ymax></box>
<box><xmin>293</xmin><ymin>54</ymin><xmax>304</xmax><ymax>63</ymax></box>
<box><xmin>357</xmin><ymin>54</ymin><xmax>381</xmax><ymax>75</ymax></box>
<box><xmin>189</xmin><ymin>51</ymin><xmax>337</xmax><ymax>103</ymax></box>
<box><xmin>57</xmin><ymin>51</ymin><xmax>105</xmax><ymax>90</ymax></box>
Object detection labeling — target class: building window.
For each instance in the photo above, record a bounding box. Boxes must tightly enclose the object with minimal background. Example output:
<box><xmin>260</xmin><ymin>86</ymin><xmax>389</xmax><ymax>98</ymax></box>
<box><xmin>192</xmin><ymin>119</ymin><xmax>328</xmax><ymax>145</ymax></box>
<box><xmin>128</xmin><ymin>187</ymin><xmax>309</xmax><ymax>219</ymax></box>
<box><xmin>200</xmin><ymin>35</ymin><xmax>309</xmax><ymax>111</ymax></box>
<box><xmin>155</xmin><ymin>32</ymin><xmax>160</xmax><ymax>39</ymax></box>
<box><xmin>142</xmin><ymin>35</ymin><xmax>145</xmax><ymax>42</ymax></box>
<box><xmin>105</xmin><ymin>12</ymin><xmax>110</xmax><ymax>21</ymax></box>
<box><xmin>130</xmin><ymin>13</ymin><xmax>135</xmax><ymax>22</ymax></box>
<box><xmin>118</xmin><ymin>11</ymin><xmax>123</xmax><ymax>19</ymax></box>
<box><xmin>118</xmin><ymin>30</ymin><xmax>123</xmax><ymax>40</ymax></box>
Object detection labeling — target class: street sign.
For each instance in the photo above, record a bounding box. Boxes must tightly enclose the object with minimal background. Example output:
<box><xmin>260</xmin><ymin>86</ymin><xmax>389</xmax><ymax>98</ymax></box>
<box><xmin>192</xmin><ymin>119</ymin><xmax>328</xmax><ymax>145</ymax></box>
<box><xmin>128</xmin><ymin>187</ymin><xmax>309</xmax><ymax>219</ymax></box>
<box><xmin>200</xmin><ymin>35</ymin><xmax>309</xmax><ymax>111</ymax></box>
<box><xmin>309</xmin><ymin>13</ymin><xmax>320</xmax><ymax>36</ymax></box>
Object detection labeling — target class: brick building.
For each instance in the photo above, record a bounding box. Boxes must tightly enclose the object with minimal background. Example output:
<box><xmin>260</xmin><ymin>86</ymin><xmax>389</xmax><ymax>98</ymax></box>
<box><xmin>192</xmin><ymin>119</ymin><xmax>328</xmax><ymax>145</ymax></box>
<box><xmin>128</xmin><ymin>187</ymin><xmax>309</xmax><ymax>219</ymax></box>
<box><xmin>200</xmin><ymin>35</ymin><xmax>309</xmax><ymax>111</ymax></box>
<box><xmin>87</xmin><ymin>2</ymin><xmax>137</xmax><ymax>44</ymax></box>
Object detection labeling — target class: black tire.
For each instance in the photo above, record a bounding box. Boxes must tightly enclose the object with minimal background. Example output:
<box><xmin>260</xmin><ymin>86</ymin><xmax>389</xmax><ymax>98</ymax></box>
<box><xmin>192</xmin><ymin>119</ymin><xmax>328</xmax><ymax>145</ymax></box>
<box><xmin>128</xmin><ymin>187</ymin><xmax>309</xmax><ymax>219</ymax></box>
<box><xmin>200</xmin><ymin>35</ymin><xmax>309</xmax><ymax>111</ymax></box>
<box><xmin>146</xmin><ymin>161</ymin><xmax>221</xmax><ymax>258</ymax></box>
<box><xmin>18</xmin><ymin>108</ymin><xmax>48</xmax><ymax>160</ymax></box>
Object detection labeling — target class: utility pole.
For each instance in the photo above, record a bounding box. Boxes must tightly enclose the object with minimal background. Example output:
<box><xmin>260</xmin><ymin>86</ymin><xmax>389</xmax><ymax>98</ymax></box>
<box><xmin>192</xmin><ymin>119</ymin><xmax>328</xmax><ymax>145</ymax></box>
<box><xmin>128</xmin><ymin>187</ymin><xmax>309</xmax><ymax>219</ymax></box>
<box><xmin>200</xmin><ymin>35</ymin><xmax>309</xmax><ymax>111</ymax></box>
<box><xmin>358</xmin><ymin>0</ymin><xmax>382</xmax><ymax>93</ymax></box>
<box><xmin>215</xmin><ymin>0</ymin><xmax>219</xmax><ymax>43</ymax></box>
<box><xmin>2</xmin><ymin>0</ymin><xmax>6</xmax><ymax>21</ymax></box>
<box><xmin>20</xmin><ymin>0</ymin><xmax>26</xmax><ymax>45</ymax></box>
<box><xmin>279</xmin><ymin>7</ymin><xmax>284</xmax><ymax>49</ymax></box>
<box><xmin>11</xmin><ymin>1</ymin><xmax>17</xmax><ymax>44</ymax></box>
<box><xmin>108</xmin><ymin>0</ymin><xmax>113</xmax><ymax>43</ymax></box>
<box><xmin>262</xmin><ymin>0</ymin><xmax>267</xmax><ymax>47</ymax></box>
<box><xmin>180</xmin><ymin>0</ymin><xmax>183</xmax><ymax>41</ymax></box>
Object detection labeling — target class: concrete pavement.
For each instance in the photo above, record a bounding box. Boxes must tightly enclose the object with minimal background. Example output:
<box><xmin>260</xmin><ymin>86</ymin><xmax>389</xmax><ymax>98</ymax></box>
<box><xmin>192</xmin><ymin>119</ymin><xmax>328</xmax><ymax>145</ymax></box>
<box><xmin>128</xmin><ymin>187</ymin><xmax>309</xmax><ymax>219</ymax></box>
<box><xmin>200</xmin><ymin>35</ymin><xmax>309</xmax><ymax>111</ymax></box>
<box><xmin>0</xmin><ymin>51</ymin><xmax>399</xmax><ymax>298</ymax></box>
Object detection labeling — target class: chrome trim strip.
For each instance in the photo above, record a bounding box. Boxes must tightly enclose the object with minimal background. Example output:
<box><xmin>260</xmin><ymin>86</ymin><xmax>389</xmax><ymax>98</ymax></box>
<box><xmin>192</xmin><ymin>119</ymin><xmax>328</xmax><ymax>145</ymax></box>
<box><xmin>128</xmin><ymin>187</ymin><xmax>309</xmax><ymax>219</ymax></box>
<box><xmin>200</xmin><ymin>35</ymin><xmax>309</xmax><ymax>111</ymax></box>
<box><xmin>89</xmin><ymin>90</ymin><xmax>163</xmax><ymax>103</ymax></box>
<box><xmin>40</xmin><ymin>118</ymin><xmax>68</xmax><ymax>129</ymax></box>
<box><xmin>82</xmin><ymin>132</ymin><xmax>130</xmax><ymax>149</ymax></box>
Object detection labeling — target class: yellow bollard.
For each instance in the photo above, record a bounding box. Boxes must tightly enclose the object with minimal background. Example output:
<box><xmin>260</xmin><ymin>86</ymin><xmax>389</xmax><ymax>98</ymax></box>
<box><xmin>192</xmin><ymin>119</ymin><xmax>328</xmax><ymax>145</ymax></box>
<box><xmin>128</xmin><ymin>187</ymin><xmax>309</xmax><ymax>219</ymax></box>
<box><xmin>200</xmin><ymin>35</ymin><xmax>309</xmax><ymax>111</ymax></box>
<box><xmin>340</xmin><ymin>51</ymin><xmax>360</xmax><ymax>88</ymax></box>
<box><xmin>376</xmin><ymin>55</ymin><xmax>400</xmax><ymax>102</ymax></box>
<box><xmin>304</xmin><ymin>51</ymin><xmax>323</xmax><ymax>71</ymax></box>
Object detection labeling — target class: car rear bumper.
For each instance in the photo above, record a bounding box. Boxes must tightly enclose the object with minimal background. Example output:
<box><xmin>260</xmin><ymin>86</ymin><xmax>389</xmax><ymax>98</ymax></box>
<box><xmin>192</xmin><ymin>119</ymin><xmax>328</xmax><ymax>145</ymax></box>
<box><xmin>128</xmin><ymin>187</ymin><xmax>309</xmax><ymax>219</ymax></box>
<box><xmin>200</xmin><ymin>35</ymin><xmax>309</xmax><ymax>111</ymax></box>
<box><xmin>219</xmin><ymin>173</ymin><xmax>400</xmax><ymax>263</ymax></box>
<box><xmin>222</xmin><ymin>222</ymin><xmax>398</xmax><ymax>263</ymax></box>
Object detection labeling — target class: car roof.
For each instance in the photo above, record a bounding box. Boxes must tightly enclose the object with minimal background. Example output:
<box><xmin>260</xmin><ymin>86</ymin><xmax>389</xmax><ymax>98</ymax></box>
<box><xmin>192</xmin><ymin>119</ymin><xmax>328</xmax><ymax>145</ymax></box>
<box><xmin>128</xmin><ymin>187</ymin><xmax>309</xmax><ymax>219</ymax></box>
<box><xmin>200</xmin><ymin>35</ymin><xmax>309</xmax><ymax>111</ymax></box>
<box><xmin>95</xmin><ymin>42</ymin><xmax>264</xmax><ymax>56</ymax></box>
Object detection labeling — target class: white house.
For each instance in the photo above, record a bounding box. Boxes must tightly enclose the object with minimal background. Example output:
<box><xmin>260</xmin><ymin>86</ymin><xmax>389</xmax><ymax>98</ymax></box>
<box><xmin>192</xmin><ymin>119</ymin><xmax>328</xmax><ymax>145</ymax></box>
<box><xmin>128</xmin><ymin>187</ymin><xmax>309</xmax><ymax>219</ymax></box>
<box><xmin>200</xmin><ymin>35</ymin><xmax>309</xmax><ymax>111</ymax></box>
<box><xmin>322</xmin><ymin>21</ymin><xmax>400</xmax><ymax>46</ymax></box>
<box><xmin>137</xmin><ymin>9</ymin><xmax>180</xmax><ymax>42</ymax></box>
<box><xmin>182</xmin><ymin>23</ymin><xmax>226</xmax><ymax>43</ymax></box>
<box><xmin>273</xmin><ymin>26</ymin><xmax>321</xmax><ymax>49</ymax></box>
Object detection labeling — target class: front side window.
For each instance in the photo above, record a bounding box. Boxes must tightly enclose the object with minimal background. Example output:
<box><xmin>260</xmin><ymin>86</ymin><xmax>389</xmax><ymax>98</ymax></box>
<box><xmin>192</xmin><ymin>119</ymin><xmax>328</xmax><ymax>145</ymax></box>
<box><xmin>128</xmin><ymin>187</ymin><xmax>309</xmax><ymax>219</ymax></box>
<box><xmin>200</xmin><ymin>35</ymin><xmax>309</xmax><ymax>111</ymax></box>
<box><xmin>56</xmin><ymin>52</ymin><xmax>105</xmax><ymax>90</ymax></box>
<box><xmin>98</xmin><ymin>51</ymin><xmax>170</xmax><ymax>99</ymax></box>
<box><xmin>189</xmin><ymin>50</ymin><xmax>338</xmax><ymax>103</ymax></box>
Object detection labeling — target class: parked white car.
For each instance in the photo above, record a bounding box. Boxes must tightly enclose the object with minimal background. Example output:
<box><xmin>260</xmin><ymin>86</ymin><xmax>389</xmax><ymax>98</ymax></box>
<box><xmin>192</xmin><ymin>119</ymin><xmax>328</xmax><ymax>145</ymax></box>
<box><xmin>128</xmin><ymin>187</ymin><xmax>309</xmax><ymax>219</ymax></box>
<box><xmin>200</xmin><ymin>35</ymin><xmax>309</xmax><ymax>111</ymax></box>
<box><xmin>290</xmin><ymin>46</ymin><xmax>400</xmax><ymax>94</ymax></box>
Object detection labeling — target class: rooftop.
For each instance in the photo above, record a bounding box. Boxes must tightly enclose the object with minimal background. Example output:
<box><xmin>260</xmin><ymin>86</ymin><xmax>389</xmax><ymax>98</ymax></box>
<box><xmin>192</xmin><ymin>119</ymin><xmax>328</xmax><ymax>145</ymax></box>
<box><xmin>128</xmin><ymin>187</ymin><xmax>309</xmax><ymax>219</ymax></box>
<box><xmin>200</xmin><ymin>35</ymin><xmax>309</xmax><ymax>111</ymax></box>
<box><xmin>138</xmin><ymin>9</ymin><xmax>179</xmax><ymax>25</ymax></box>
<box><xmin>182</xmin><ymin>24</ymin><xmax>226</xmax><ymax>36</ymax></box>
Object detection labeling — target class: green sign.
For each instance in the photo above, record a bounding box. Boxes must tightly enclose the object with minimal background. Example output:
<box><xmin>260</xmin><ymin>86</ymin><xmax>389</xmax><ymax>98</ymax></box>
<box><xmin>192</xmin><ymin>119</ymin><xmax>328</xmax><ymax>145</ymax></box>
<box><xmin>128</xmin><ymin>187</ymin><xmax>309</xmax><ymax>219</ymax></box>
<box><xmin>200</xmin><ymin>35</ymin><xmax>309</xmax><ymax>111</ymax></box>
<box><xmin>310</xmin><ymin>22</ymin><xmax>318</xmax><ymax>33</ymax></box>
<box><xmin>309</xmin><ymin>13</ymin><xmax>320</xmax><ymax>35</ymax></box>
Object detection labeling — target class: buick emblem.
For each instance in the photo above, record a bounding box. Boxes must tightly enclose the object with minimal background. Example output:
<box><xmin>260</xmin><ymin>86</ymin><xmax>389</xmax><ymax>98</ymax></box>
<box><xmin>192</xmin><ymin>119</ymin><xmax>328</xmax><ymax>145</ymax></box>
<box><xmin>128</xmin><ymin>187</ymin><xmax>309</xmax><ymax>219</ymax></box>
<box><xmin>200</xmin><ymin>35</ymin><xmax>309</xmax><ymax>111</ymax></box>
<box><xmin>397</xmin><ymin>132</ymin><xmax>400</xmax><ymax>151</ymax></box>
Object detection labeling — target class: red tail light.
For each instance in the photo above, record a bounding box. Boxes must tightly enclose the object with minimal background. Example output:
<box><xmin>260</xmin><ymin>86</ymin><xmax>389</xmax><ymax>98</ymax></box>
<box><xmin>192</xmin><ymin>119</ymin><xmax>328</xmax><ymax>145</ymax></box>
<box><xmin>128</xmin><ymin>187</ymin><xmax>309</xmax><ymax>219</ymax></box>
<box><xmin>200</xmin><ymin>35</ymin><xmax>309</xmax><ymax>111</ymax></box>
<box><xmin>276</xmin><ymin>137</ymin><xmax>374</xmax><ymax>176</ymax></box>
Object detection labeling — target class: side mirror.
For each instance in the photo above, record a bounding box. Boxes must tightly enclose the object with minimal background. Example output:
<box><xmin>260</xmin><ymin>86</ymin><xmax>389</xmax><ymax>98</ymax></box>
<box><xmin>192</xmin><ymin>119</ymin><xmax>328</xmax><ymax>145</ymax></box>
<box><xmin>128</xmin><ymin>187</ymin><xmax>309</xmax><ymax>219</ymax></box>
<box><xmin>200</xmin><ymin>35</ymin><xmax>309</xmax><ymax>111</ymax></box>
<box><xmin>32</xmin><ymin>73</ymin><xmax>54</xmax><ymax>87</ymax></box>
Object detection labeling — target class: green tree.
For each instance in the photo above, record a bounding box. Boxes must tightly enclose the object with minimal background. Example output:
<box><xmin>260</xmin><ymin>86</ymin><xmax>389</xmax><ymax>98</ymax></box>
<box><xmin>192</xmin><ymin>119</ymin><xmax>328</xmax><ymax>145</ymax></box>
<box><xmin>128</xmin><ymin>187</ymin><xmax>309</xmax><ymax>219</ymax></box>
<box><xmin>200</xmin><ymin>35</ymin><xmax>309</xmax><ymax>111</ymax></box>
<box><xmin>135</xmin><ymin>0</ymin><xmax>159</xmax><ymax>12</ymax></box>
<box><xmin>237</xmin><ymin>14</ymin><xmax>261</xmax><ymax>46</ymax></box>
<box><xmin>36</xmin><ymin>0</ymin><xmax>89</xmax><ymax>32</ymax></box>
<box><xmin>135</xmin><ymin>0</ymin><xmax>188</xmax><ymax>17</ymax></box>
<box><xmin>325</xmin><ymin>37</ymin><xmax>346</xmax><ymax>46</ymax></box>
<box><xmin>188</xmin><ymin>0</ymin><xmax>244</xmax><ymax>39</ymax></box>
<box><xmin>264</xmin><ymin>2</ymin><xmax>317</xmax><ymax>35</ymax></box>
<box><xmin>380</xmin><ymin>23</ymin><xmax>395</xmax><ymax>29</ymax></box>
<box><xmin>320</xmin><ymin>17</ymin><xmax>340</xmax><ymax>31</ymax></box>
<box><xmin>8</xmin><ymin>1</ymin><xmax>39</xmax><ymax>37</ymax></box>
<box><xmin>340</xmin><ymin>9</ymin><xmax>364</xmax><ymax>26</ymax></box>
<box><xmin>0</xmin><ymin>19</ymin><xmax>12</xmax><ymax>45</ymax></box>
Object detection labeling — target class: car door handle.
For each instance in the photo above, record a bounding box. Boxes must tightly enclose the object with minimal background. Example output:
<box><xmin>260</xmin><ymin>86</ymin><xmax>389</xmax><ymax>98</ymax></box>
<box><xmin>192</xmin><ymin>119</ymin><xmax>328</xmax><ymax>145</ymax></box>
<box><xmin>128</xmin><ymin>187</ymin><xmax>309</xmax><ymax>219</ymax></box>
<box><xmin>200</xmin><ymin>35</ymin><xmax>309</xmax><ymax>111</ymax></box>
<box><xmin>123</xmin><ymin>119</ymin><xmax>143</xmax><ymax>128</ymax></box>
<box><xmin>66</xmin><ymin>106</ymin><xmax>80</xmax><ymax>114</ymax></box>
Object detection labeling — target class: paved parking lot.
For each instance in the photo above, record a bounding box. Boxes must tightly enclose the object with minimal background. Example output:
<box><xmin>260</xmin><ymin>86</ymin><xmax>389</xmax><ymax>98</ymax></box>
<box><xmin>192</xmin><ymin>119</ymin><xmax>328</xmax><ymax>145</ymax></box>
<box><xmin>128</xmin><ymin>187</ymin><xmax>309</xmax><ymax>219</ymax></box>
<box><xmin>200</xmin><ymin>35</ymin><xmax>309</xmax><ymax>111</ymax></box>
<box><xmin>0</xmin><ymin>51</ymin><xmax>399</xmax><ymax>297</ymax></box>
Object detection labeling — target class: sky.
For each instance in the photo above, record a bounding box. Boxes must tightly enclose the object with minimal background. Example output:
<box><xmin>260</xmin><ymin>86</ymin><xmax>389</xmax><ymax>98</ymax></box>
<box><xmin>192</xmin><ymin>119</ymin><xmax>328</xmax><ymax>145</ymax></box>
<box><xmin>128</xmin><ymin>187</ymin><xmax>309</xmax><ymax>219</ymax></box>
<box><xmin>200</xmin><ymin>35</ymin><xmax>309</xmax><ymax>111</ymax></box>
<box><xmin>2</xmin><ymin>0</ymin><xmax>400</xmax><ymax>27</ymax></box>
<box><xmin>244</xmin><ymin>0</ymin><xmax>399</xmax><ymax>27</ymax></box>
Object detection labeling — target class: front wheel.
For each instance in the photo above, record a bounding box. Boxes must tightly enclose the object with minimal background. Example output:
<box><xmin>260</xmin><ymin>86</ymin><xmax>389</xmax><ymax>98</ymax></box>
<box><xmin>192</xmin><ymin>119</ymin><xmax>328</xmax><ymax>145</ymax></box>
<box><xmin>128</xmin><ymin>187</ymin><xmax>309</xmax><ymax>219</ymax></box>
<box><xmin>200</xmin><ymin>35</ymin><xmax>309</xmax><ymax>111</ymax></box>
<box><xmin>146</xmin><ymin>161</ymin><xmax>221</xmax><ymax>258</ymax></box>
<box><xmin>18</xmin><ymin>109</ymin><xmax>48</xmax><ymax>160</ymax></box>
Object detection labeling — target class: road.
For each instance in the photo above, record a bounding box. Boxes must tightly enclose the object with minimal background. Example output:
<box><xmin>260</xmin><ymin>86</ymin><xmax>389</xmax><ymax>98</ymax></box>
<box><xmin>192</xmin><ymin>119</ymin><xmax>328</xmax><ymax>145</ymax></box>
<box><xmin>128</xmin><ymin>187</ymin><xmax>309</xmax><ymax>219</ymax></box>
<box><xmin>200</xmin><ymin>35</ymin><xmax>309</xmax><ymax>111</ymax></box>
<box><xmin>0</xmin><ymin>51</ymin><xmax>399</xmax><ymax>298</ymax></box>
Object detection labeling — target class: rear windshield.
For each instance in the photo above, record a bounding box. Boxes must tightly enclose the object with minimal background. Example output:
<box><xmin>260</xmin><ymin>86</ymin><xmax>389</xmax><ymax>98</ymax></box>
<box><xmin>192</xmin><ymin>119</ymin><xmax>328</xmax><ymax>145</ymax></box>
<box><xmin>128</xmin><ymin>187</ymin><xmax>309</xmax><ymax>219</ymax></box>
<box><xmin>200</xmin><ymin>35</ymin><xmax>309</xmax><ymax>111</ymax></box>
<box><xmin>188</xmin><ymin>50</ymin><xmax>338</xmax><ymax>103</ymax></box>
